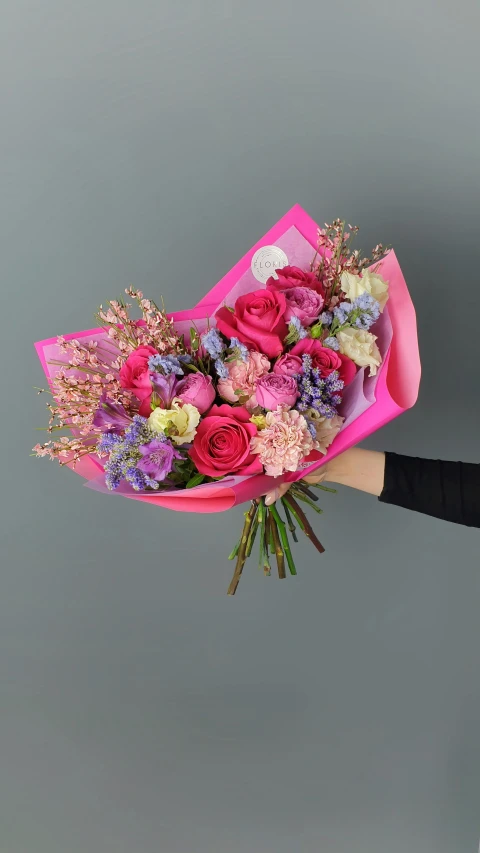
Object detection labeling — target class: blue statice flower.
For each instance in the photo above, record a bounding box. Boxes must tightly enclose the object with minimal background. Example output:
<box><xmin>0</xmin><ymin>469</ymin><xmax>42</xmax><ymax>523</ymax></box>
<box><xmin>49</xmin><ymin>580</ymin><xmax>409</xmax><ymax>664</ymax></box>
<box><xmin>229</xmin><ymin>337</ymin><xmax>249</xmax><ymax>362</ymax></box>
<box><xmin>296</xmin><ymin>355</ymin><xmax>344</xmax><ymax>419</ymax></box>
<box><xmin>306</xmin><ymin>420</ymin><xmax>317</xmax><ymax>440</ymax></box>
<box><xmin>284</xmin><ymin>315</ymin><xmax>309</xmax><ymax>345</ymax></box>
<box><xmin>214</xmin><ymin>358</ymin><xmax>229</xmax><ymax>379</ymax></box>
<box><xmin>351</xmin><ymin>293</ymin><xmax>380</xmax><ymax>330</ymax></box>
<box><xmin>319</xmin><ymin>311</ymin><xmax>333</xmax><ymax>326</ymax></box>
<box><xmin>148</xmin><ymin>353</ymin><xmax>191</xmax><ymax>376</ymax></box>
<box><xmin>323</xmin><ymin>336</ymin><xmax>340</xmax><ymax>351</ymax></box>
<box><xmin>333</xmin><ymin>302</ymin><xmax>353</xmax><ymax>326</ymax></box>
<box><xmin>96</xmin><ymin>415</ymin><xmax>179</xmax><ymax>492</ymax></box>
<box><xmin>201</xmin><ymin>328</ymin><xmax>225</xmax><ymax>359</ymax></box>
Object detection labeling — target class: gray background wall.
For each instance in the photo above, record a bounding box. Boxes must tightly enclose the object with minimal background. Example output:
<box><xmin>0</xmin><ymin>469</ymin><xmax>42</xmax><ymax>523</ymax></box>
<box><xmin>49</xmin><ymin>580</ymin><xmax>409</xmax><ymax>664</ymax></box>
<box><xmin>1</xmin><ymin>2</ymin><xmax>480</xmax><ymax>851</ymax></box>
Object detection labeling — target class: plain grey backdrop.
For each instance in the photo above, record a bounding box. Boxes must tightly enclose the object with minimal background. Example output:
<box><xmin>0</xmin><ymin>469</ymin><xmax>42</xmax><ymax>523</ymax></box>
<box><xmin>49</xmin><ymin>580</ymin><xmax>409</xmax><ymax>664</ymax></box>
<box><xmin>1</xmin><ymin>2</ymin><xmax>480</xmax><ymax>851</ymax></box>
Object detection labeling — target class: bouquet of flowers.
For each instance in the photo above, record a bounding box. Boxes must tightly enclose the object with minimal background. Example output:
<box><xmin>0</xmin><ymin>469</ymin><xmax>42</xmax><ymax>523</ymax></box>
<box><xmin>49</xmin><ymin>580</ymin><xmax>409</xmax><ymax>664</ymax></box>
<box><xmin>34</xmin><ymin>206</ymin><xmax>420</xmax><ymax>594</ymax></box>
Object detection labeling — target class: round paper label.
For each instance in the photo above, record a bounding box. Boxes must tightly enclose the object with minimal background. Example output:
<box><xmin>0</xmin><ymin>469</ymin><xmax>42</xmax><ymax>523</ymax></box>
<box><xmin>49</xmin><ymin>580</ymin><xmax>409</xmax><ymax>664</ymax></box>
<box><xmin>251</xmin><ymin>245</ymin><xmax>289</xmax><ymax>283</ymax></box>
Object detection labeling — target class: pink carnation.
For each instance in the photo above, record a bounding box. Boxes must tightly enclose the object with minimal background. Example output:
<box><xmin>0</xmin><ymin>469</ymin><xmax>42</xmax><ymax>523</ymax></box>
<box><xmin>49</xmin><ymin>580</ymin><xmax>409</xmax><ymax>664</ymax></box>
<box><xmin>250</xmin><ymin>408</ymin><xmax>314</xmax><ymax>477</ymax></box>
<box><xmin>217</xmin><ymin>351</ymin><xmax>270</xmax><ymax>411</ymax></box>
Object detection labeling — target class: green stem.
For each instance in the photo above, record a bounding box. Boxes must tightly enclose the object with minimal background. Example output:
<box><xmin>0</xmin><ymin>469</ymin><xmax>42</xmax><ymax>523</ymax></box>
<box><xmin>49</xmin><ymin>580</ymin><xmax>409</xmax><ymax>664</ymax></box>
<box><xmin>227</xmin><ymin>502</ymin><xmax>257</xmax><ymax>595</ymax></box>
<box><xmin>268</xmin><ymin>513</ymin><xmax>275</xmax><ymax>554</ymax></box>
<box><xmin>284</xmin><ymin>496</ymin><xmax>325</xmax><ymax>555</ymax></box>
<box><xmin>270</xmin><ymin>504</ymin><xmax>297</xmax><ymax>576</ymax></box>
<box><xmin>268</xmin><ymin>508</ymin><xmax>286</xmax><ymax>579</ymax></box>
<box><xmin>295</xmin><ymin>482</ymin><xmax>319</xmax><ymax>502</ymax></box>
<box><xmin>228</xmin><ymin>538</ymin><xmax>241</xmax><ymax>561</ymax></box>
<box><xmin>246</xmin><ymin>504</ymin><xmax>260</xmax><ymax>558</ymax></box>
<box><xmin>291</xmin><ymin>487</ymin><xmax>324</xmax><ymax>515</ymax></box>
<box><xmin>309</xmin><ymin>482</ymin><xmax>337</xmax><ymax>494</ymax></box>
<box><xmin>258</xmin><ymin>499</ymin><xmax>270</xmax><ymax>575</ymax></box>
<box><xmin>282</xmin><ymin>500</ymin><xmax>298</xmax><ymax>543</ymax></box>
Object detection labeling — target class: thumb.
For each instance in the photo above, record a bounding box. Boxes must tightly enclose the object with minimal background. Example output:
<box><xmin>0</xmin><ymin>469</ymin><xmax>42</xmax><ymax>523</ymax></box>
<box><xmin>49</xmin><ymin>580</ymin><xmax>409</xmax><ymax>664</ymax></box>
<box><xmin>265</xmin><ymin>482</ymin><xmax>291</xmax><ymax>506</ymax></box>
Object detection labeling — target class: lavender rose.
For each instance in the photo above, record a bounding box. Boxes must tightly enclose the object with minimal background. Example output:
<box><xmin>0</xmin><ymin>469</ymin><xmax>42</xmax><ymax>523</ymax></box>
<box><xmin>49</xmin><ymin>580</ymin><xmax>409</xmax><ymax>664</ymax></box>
<box><xmin>284</xmin><ymin>287</ymin><xmax>324</xmax><ymax>326</ymax></box>
<box><xmin>255</xmin><ymin>373</ymin><xmax>299</xmax><ymax>411</ymax></box>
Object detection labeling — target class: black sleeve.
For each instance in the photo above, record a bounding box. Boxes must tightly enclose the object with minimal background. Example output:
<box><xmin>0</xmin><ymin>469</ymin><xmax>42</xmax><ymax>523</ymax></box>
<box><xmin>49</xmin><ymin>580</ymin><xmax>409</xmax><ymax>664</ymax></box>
<box><xmin>378</xmin><ymin>453</ymin><xmax>480</xmax><ymax>528</ymax></box>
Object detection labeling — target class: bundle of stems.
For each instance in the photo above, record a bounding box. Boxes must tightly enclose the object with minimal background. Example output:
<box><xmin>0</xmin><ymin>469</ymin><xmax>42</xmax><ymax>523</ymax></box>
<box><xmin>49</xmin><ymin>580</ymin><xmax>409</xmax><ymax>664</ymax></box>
<box><xmin>227</xmin><ymin>480</ymin><xmax>335</xmax><ymax>595</ymax></box>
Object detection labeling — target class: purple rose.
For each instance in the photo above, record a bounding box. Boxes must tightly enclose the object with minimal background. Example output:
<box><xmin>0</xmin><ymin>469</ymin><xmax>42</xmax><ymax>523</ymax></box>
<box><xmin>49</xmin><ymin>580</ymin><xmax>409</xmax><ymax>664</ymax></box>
<box><xmin>284</xmin><ymin>287</ymin><xmax>324</xmax><ymax>326</ymax></box>
<box><xmin>255</xmin><ymin>373</ymin><xmax>299</xmax><ymax>410</ymax></box>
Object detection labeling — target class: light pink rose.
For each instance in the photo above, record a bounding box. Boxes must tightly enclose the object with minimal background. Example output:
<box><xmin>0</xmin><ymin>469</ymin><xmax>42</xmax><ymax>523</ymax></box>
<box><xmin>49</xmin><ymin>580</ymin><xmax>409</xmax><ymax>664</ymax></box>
<box><xmin>255</xmin><ymin>373</ymin><xmax>299</xmax><ymax>410</ymax></box>
<box><xmin>217</xmin><ymin>350</ymin><xmax>270</xmax><ymax>411</ymax></box>
<box><xmin>284</xmin><ymin>287</ymin><xmax>324</xmax><ymax>326</ymax></box>
<box><xmin>176</xmin><ymin>373</ymin><xmax>215</xmax><ymax>414</ymax></box>
<box><xmin>274</xmin><ymin>354</ymin><xmax>303</xmax><ymax>377</ymax></box>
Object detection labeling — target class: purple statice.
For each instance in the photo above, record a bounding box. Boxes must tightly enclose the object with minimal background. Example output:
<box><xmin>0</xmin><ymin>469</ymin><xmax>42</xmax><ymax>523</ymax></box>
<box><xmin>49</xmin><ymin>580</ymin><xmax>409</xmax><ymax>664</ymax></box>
<box><xmin>333</xmin><ymin>302</ymin><xmax>353</xmax><ymax>326</ymax></box>
<box><xmin>296</xmin><ymin>355</ymin><xmax>344</xmax><ymax>419</ymax></box>
<box><xmin>352</xmin><ymin>293</ymin><xmax>380</xmax><ymax>330</ymax></box>
<box><xmin>284</xmin><ymin>315</ymin><xmax>309</xmax><ymax>345</ymax></box>
<box><xmin>319</xmin><ymin>311</ymin><xmax>333</xmax><ymax>326</ymax></box>
<box><xmin>323</xmin><ymin>336</ymin><xmax>340</xmax><ymax>351</ymax></box>
<box><xmin>96</xmin><ymin>415</ymin><xmax>179</xmax><ymax>491</ymax></box>
<box><xmin>93</xmin><ymin>394</ymin><xmax>132</xmax><ymax>433</ymax></box>
<box><xmin>201</xmin><ymin>328</ymin><xmax>225</xmax><ymax>359</ymax></box>
<box><xmin>148</xmin><ymin>353</ymin><xmax>191</xmax><ymax>376</ymax></box>
<box><xmin>229</xmin><ymin>337</ymin><xmax>249</xmax><ymax>362</ymax></box>
<box><xmin>137</xmin><ymin>438</ymin><xmax>181</xmax><ymax>481</ymax></box>
<box><xmin>306</xmin><ymin>420</ymin><xmax>317</xmax><ymax>440</ymax></box>
<box><xmin>214</xmin><ymin>358</ymin><xmax>229</xmax><ymax>379</ymax></box>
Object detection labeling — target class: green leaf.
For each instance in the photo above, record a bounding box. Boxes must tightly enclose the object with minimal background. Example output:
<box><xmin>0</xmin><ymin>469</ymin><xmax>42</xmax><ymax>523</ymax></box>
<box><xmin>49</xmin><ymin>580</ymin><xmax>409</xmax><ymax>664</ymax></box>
<box><xmin>189</xmin><ymin>327</ymin><xmax>200</xmax><ymax>353</ymax></box>
<box><xmin>186</xmin><ymin>473</ymin><xmax>206</xmax><ymax>489</ymax></box>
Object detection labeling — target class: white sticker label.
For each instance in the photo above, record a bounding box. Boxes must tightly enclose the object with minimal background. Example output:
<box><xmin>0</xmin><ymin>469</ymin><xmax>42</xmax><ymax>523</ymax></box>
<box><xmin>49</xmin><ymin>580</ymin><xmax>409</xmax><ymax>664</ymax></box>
<box><xmin>251</xmin><ymin>245</ymin><xmax>289</xmax><ymax>283</ymax></box>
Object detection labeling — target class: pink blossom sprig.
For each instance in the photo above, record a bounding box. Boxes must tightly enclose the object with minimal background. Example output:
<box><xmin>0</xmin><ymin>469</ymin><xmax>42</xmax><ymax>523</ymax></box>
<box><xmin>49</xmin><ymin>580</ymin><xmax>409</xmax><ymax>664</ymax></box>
<box><xmin>312</xmin><ymin>220</ymin><xmax>389</xmax><ymax>310</ymax></box>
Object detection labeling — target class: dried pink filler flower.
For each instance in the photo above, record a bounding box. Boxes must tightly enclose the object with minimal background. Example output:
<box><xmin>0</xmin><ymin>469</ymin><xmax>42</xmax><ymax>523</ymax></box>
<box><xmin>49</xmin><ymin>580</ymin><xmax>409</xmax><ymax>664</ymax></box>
<box><xmin>250</xmin><ymin>408</ymin><xmax>314</xmax><ymax>478</ymax></box>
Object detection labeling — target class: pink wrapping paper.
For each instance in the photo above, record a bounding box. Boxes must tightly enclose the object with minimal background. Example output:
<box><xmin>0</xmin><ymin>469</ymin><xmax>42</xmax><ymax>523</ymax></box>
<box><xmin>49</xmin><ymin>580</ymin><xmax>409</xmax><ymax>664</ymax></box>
<box><xmin>35</xmin><ymin>205</ymin><xmax>421</xmax><ymax>513</ymax></box>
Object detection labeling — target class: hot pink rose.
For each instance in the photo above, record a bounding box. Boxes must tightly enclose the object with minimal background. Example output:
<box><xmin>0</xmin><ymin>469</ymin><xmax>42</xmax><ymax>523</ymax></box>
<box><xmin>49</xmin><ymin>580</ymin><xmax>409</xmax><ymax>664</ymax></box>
<box><xmin>215</xmin><ymin>289</ymin><xmax>288</xmax><ymax>359</ymax></box>
<box><xmin>290</xmin><ymin>338</ymin><xmax>356</xmax><ymax>387</ymax></box>
<box><xmin>266</xmin><ymin>265</ymin><xmax>324</xmax><ymax>296</ymax></box>
<box><xmin>255</xmin><ymin>373</ymin><xmax>299</xmax><ymax>410</ymax></box>
<box><xmin>189</xmin><ymin>405</ymin><xmax>262</xmax><ymax>478</ymax></box>
<box><xmin>273</xmin><ymin>354</ymin><xmax>303</xmax><ymax>377</ymax></box>
<box><xmin>217</xmin><ymin>351</ymin><xmax>270</xmax><ymax>411</ymax></box>
<box><xmin>119</xmin><ymin>345</ymin><xmax>157</xmax><ymax>411</ymax></box>
<box><xmin>283</xmin><ymin>286</ymin><xmax>324</xmax><ymax>326</ymax></box>
<box><xmin>176</xmin><ymin>373</ymin><xmax>215</xmax><ymax>414</ymax></box>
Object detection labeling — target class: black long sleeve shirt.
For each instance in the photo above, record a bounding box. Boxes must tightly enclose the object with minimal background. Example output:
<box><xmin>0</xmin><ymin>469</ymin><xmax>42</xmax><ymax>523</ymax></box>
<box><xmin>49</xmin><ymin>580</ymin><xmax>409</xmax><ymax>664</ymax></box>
<box><xmin>379</xmin><ymin>453</ymin><xmax>480</xmax><ymax>528</ymax></box>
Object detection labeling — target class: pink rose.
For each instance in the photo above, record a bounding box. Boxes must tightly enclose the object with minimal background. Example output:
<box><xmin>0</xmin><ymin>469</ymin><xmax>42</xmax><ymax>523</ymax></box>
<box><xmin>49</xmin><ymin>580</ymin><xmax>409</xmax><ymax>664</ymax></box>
<box><xmin>284</xmin><ymin>287</ymin><xmax>324</xmax><ymax>326</ymax></box>
<box><xmin>290</xmin><ymin>338</ymin><xmax>356</xmax><ymax>387</ymax></box>
<box><xmin>274</xmin><ymin>354</ymin><xmax>303</xmax><ymax>377</ymax></box>
<box><xmin>119</xmin><ymin>345</ymin><xmax>157</xmax><ymax>412</ymax></box>
<box><xmin>176</xmin><ymin>373</ymin><xmax>215</xmax><ymax>414</ymax></box>
<box><xmin>217</xmin><ymin>351</ymin><xmax>270</xmax><ymax>411</ymax></box>
<box><xmin>189</xmin><ymin>405</ymin><xmax>262</xmax><ymax>478</ymax></box>
<box><xmin>255</xmin><ymin>373</ymin><xmax>299</xmax><ymax>410</ymax></box>
<box><xmin>215</xmin><ymin>289</ymin><xmax>288</xmax><ymax>359</ymax></box>
<box><xmin>266</xmin><ymin>265</ymin><xmax>324</xmax><ymax>296</ymax></box>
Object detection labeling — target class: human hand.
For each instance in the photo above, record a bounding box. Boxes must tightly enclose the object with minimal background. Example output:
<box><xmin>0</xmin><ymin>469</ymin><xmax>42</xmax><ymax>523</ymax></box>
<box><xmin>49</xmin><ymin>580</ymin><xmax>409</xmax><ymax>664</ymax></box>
<box><xmin>264</xmin><ymin>467</ymin><xmax>328</xmax><ymax>506</ymax></box>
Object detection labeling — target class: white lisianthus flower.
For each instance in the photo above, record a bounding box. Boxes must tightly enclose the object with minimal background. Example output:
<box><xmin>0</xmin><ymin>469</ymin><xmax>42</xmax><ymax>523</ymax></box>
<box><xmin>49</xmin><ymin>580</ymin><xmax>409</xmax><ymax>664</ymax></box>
<box><xmin>337</xmin><ymin>328</ymin><xmax>382</xmax><ymax>376</ymax></box>
<box><xmin>340</xmin><ymin>270</ymin><xmax>389</xmax><ymax>312</ymax></box>
<box><xmin>148</xmin><ymin>399</ymin><xmax>200</xmax><ymax>445</ymax></box>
